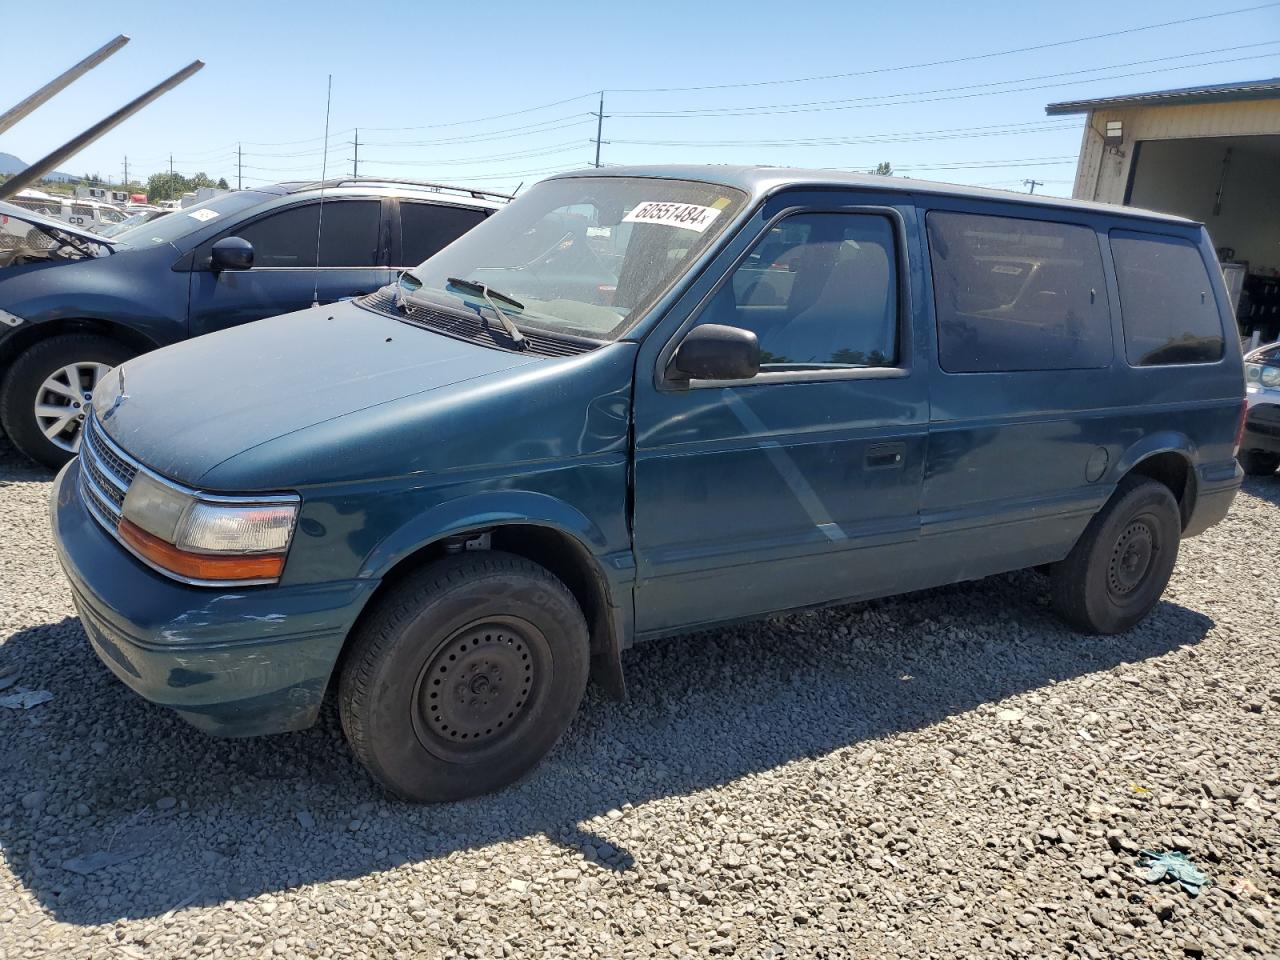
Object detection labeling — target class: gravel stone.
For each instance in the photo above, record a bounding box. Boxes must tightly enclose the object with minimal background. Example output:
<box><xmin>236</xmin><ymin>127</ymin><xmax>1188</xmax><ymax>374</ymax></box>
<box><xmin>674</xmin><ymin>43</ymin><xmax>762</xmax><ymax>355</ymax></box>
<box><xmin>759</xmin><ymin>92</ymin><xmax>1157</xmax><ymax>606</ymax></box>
<box><xmin>1</xmin><ymin>446</ymin><xmax>1277</xmax><ymax>959</ymax></box>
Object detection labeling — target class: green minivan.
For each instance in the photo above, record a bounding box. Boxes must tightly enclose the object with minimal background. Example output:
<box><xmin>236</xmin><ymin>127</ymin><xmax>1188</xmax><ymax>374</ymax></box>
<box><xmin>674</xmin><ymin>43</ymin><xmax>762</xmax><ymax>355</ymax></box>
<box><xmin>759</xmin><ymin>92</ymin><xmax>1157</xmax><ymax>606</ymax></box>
<box><xmin>52</xmin><ymin>166</ymin><xmax>1245</xmax><ymax>800</ymax></box>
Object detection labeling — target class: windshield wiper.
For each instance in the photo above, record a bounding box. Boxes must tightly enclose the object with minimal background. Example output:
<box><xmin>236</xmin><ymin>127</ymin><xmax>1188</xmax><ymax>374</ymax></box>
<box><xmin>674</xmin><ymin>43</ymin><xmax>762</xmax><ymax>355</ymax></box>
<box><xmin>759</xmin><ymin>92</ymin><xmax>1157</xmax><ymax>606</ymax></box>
<box><xmin>445</xmin><ymin>277</ymin><xmax>527</xmax><ymax>350</ymax></box>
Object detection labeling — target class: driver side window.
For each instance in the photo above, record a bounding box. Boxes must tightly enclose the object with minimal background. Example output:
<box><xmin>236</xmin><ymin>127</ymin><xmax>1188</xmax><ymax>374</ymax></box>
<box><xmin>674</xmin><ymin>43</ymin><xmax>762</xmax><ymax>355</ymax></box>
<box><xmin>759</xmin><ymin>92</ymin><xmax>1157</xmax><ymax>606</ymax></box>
<box><xmin>697</xmin><ymin>212</ymin><xmax>899</xmax><ymax>370</ymax></box>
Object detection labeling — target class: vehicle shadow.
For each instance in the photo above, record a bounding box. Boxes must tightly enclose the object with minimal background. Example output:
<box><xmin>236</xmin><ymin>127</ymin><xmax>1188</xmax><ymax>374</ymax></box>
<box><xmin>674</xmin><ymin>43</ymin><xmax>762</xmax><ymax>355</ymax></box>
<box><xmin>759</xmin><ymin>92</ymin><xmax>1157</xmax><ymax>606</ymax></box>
<box><xmin>0</xmin><ymin>569</ymin><xmax>1213</xmax><ymax>926</ymax></box>
<box><xmin>1240</xmin><ymin>472</ymin><xmax>1280</xmax><ymax>505</ymax></box>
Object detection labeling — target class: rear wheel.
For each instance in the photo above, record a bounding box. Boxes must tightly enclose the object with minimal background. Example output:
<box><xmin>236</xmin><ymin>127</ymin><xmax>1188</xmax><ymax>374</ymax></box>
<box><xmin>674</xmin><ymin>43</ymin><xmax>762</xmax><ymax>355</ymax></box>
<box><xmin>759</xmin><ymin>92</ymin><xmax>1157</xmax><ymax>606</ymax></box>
<box><xmin>1239</xmin><ymin>449</ymin><xmax>1280</xmax><ymax>477</ymax></box>
<box><xmin>339</xmin><ymin>551</ymin><xmax>589</xmax><ymax>802</ymax></box>
<box><xmin>0</xmin><ymin>334</ymin><xmax>135</xmax><ymax>469</ymax></box>
<box><xmin>1049</xmin><ymin>475</ymin><xmax>1181</xmax><ymax>634</ymax></box>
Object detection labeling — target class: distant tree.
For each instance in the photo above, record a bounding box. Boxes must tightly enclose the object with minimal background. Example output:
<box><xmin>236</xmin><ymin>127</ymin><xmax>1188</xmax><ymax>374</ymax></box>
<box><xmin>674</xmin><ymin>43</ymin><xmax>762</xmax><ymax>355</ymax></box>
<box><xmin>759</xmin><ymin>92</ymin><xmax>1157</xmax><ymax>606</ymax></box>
<box><xmin>189</xmin><ymin>172</ymin><xmax>217</xmax><ymax>189</ymax></box>
<box><xmin>869</xmin><ymin>161</ymin><xmax>893</xmax><ymax>176</ymax></box>
<box><xmin>217</xmin><ymin>177</ymin><xmax>229</xmax><ymax>190</ymax></box>
<box><xmin>146</xmin><ymin>171</ymin><xmax>188</xmax><ymax>202</ymax></box>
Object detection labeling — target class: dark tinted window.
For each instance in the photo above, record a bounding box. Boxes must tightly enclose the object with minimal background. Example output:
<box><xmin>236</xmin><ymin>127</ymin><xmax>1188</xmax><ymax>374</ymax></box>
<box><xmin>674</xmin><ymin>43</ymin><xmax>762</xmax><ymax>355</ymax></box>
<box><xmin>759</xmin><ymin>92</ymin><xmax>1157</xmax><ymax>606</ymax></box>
<box><xmin>927</xmin><ymin>211</ymin><xmax>1112</xmax><ymax>372</ymax></box>
<box><xmin>400</xmin><ymin>202</ymin><xmax>487</xmax><ymax>266</ymax></box>
<box><xmin>234</xmin><ymin>200</ymin><xmax>380</xmax><ymax>267</ymax></box>
<box><xmin>695</xmin><ymin>212</ymin><xmax>897</xmax><ymax>370</ymax></box>
<box><xmin>1111</xmin><ymin>231</ymin><xmax>1224</xmax><ymax>366</ymax></box>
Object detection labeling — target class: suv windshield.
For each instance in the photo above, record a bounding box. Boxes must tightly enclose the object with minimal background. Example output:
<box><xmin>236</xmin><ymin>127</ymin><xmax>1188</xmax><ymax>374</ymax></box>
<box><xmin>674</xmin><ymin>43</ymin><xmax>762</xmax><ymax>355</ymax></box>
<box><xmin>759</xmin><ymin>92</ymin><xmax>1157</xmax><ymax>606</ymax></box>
<box><xmin>111</xmin><ymin>191</ymin><xmax>270</xmax><ymax>246</ymax></box>
<box><xmin>404</xmin><ymin>176</ymin><xmax>748</xmax><ymax>341</ymax></box>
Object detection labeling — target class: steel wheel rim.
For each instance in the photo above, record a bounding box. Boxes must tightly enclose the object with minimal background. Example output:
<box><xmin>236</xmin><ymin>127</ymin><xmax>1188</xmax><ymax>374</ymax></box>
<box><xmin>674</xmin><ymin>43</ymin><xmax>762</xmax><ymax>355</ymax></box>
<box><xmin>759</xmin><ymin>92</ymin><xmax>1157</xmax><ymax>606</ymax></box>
<box><xmin>1107</xmin><ymin>516</ymin><xmax>1158</xmax><ymax>600</ymax></box>
<box><xmin>33</xmin><ymin>361</ymin><xmax>112</xmax><ymax>452</ymax></box>
<box><xmin>410</xmin><ymin>615</ymin><xmax>551</xmax><ymax>762</ymax></box>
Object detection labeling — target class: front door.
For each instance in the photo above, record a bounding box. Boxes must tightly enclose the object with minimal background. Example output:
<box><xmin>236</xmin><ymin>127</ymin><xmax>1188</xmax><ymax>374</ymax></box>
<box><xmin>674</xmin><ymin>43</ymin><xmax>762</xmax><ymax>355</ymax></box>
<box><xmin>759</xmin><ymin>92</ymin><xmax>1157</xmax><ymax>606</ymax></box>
<box><xmin>631</xmin><ymin>198</ymin><xmax>930</xmax><ymax>636</ymax></box>
<box><xmin>188</xmin><ymin>198</ymin><xmax>390</xmax><ymax>336</ymax></box>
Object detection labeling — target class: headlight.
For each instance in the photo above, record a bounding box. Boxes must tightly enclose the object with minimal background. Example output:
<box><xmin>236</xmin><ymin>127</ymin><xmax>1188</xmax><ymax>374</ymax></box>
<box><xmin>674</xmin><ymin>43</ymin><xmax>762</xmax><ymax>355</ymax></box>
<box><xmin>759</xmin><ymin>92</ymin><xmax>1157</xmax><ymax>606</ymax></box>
<box><xmin>119</xmin><ymin>471</ymin><xmax>298</xmax><ymax>584</ymax></box>
<box><xmin>1246</xmin><ymin>362</ymin><xmax>1262</xmax><ymax>384</ymax></box>
<box><xmin>1262</xmin><ymin>365</ymin><xmax>1280</xmax><ymax>389</ymax></box>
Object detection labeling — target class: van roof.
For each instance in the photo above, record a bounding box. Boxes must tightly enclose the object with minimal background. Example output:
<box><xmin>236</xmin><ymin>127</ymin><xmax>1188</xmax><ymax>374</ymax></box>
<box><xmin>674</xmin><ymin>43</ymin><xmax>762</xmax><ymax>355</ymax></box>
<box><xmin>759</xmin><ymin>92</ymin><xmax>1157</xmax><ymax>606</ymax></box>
<box><xmin>548</xmin><ymin>164</ymin><xmax>1199</xmax><ymax>227</ymax></box>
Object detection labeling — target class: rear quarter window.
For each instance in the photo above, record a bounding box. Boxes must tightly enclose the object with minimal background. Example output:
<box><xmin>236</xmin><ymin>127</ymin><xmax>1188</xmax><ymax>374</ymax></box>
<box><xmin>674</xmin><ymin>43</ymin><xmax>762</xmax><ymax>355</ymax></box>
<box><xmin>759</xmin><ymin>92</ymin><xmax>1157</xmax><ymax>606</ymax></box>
<box><xmin>1110</xmin><ymin>230</ymin><xmax>1224</xmax><ymax>366</ymax></box>
<box><xmin>926</xmin><ymin>211</ymin><xmax>1112</xmax><ymax>373</ymax></box>
<box><xmin>400</xmin><ymin>202</ymin><xmax>487</xmax><ymax>267</ymax></box>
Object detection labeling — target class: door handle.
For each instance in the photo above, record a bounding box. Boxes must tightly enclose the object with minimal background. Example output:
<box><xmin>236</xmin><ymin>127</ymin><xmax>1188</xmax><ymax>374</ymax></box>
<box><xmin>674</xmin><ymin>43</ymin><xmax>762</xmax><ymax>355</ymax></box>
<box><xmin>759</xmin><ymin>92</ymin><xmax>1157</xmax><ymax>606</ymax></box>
<box><xmin>865</xmin><ymin>442</ymin><xmax>906</xmax><ymax>470</ymax></box>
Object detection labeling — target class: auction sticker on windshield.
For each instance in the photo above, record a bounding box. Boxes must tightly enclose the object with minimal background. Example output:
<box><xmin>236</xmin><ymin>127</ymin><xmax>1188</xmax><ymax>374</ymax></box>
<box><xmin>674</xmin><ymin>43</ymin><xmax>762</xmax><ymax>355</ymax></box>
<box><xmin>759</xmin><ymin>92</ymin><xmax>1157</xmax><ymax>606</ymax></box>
<box><xmin>188</xmin><ymin>209</ymin><xmax>220</xmax><ymax>222</ymax></box>
<box><xmin>623</xmin><ymin>201</ymin><xmax>722</xmax><ymax>233</ymax></box>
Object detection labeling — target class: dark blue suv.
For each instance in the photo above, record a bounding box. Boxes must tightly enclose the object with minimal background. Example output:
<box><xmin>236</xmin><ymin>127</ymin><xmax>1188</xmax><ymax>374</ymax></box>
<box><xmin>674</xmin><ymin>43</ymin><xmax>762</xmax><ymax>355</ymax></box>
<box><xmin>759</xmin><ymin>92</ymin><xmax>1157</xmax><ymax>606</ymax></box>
<box><xmin>0</xmin><ymin>178</ymin><xmax>506</xmax><ymax>468</ymax></box>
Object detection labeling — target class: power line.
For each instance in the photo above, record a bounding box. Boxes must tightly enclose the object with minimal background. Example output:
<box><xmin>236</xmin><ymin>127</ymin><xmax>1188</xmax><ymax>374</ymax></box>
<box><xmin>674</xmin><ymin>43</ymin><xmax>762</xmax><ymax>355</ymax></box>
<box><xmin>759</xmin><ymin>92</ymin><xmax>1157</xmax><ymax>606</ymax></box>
<box><xmin>351</xmin><ymin>140</ymin><xmax>591</xmax><ymax>167</ymax></box>
<box><xmin>610</xmin><ymin>118</ymin><xmax>1083</xmax><ymax>149</ymax></box>
<box><xmin>614</xmin><ymin>43</ymin><xmax>1280</xmax><ymax>117</ymax></box>
<box><xmin>609</xmin><ymin>1</ymin><xmax>1280</xmax><ymax>92</ymax></box>
<box><xmin>355</xmin><ymin>91</ymin><xmax>598</xmax><ymax>131</ymax></box>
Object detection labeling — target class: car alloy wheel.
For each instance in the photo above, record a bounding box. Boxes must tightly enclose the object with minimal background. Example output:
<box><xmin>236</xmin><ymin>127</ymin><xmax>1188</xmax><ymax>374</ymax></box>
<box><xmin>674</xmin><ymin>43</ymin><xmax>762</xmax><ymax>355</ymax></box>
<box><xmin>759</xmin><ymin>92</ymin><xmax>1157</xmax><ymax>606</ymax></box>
<box><xmin>33</xmin><ymin>361</ymin><xmax>113</xmax><ymax>453</ymax></box>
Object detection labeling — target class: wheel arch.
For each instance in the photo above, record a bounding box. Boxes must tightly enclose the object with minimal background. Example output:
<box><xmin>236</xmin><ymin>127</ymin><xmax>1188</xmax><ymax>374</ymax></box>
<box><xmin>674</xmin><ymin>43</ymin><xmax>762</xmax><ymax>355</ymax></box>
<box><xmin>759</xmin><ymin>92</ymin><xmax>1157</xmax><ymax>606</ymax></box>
<box><xmin>345</xmin><ymin>495</ymin><xmax>629</xmax><ymax>700</ymax></box>
<box><xmin>1111</xmin><ymin>433</ymin><xmax>1197</xmax><ymax>529</ymax></box>
<box><xmin>0</xmin><ymin>316</ymin><xmax>161</xmax><ymax>382</ymax></box>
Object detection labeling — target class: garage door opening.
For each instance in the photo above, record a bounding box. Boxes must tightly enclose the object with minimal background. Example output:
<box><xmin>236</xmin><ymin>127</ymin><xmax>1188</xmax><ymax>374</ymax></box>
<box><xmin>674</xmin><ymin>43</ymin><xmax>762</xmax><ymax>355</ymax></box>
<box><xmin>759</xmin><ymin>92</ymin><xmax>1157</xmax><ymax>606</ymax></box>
<box><xmin>1123</xmin><ymin>134</ymin><xmax>1280</xmax><ymax>342</ymax></box>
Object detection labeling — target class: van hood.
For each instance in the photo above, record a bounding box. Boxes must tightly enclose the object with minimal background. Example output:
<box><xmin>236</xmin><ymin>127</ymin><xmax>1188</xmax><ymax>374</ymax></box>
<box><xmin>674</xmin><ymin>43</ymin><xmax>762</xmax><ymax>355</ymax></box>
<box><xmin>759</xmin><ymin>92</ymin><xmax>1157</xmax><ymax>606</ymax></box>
<box><xmin>0</xmin><ymin>201</ymin><xmax>116</xmax><ymax>267</ymax></box>
<box><xmin>92</xmin><ymin>299</ymin><xmax>540</xmax><ymax>487</ymax></box>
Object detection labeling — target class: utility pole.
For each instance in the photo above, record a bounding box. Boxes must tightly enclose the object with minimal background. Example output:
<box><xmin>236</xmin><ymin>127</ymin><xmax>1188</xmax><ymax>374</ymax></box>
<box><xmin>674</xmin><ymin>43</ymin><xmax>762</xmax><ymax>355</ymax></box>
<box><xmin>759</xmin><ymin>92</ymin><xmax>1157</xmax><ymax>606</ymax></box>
<box><xmin>237</xmin><ymin>142</ymin><xmax>242</xmax><ymax>190</ymax></box>
<box><xmin>1023</xmin><ymin>178</ymin><xmax>1043</xmax><ymax>194</ymax></box>
<box><xmin>169</xmin><ymin>153</ymin><xmax>174</xmax><ymax>176</ymax></box>
<box><xmin>122</xmin><ymin>155</ymin><xmax>128</xmax><ymax>188</ymax></box>
<box><xmin>353</xmin><ymin>129</ymin><xmax>359</xmax><ymax>178</ymax></box>
<box><xmin>593</xmin><ymin>92</ymin><xmax>605</xmax><ymax>168</ymax></box>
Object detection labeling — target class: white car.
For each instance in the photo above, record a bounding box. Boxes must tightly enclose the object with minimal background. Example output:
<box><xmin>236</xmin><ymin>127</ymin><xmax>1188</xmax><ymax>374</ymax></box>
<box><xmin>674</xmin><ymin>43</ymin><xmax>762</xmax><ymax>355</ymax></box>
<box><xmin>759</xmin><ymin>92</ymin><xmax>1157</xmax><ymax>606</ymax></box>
<box><xmin>1242</xmin><ymin>341</ymin><xmax>1280</xmax><ymax>476</ymax></box>
<box><xmin>7</xmin><ymin>190</ymin><xmax>128</xmax><ymax>231</ymax></box>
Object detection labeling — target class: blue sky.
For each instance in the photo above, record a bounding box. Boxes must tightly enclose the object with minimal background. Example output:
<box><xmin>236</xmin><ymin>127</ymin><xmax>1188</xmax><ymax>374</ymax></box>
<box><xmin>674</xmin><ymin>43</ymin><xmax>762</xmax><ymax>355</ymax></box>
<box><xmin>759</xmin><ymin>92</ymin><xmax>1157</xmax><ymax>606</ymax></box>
<box><xmin>3</xmin><ymin>0</ymin><xmax>1278</xmax><ymax>198</ymax></box>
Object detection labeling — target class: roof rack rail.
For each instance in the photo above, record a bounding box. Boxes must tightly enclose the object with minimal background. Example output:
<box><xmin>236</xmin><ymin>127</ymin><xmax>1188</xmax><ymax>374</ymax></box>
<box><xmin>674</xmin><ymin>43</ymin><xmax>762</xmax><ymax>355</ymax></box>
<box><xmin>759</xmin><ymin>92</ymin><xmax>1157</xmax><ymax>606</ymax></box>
<box><xmin>290</xmin><ymin>176</ymin><xmax>514</xmax><ymax>202</ymax></box>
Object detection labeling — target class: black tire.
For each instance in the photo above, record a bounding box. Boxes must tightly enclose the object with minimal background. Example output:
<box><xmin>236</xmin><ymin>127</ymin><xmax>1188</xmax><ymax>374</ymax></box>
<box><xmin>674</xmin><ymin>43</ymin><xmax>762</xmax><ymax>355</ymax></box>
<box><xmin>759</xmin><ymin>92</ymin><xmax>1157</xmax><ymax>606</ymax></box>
<box><xmin>1049</xmin><ymin>475</ymin><xmax>1181</xmax><ymax>634</ymax></box>
<box><xmin>1239</xmin><ymin>449</ymin><xmax>1280</xmax><ymax>477</ymax></box>
<box><xmin>339</xmin><ymin>551</ymin><xmax>589</xmax><ymax>802</ymax></box>
<box><xmin>0</xmin><ymin>333</ymin><xmax>135</xmax><ymax>470</ymax></box>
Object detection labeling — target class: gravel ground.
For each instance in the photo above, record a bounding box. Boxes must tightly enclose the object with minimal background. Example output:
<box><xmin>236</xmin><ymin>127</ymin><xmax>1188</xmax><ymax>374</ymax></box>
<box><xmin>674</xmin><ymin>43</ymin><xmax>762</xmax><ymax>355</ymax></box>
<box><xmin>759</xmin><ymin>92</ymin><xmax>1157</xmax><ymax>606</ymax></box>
<box><xmin>1</xmin><ymin>442</ymin><xmax>1277</xmax><ymax>960</ymax></box>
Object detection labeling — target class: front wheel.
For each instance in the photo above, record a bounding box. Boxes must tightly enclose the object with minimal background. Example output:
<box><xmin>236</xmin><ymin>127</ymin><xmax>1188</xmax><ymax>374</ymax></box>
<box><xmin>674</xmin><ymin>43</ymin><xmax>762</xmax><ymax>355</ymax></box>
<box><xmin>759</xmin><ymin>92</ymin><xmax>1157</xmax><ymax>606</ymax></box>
<box><xmin>1049</xmin><ymin>475</ymin><xmax>1182</xmax><ymax>634</ymax></box>
<box><xmin>339</xmin><ymin>552</ymin><xmax>589</xmax><ymax>802</ymax></box>
<box><xmin>1239</xmin><ymin>449</ymin><xmax>1280</xmax><ymax>477</ymax></box>
<box><xmin>0</xmin><ymin>334</ymin><xmax>135</xmax><ymax>469</ymax></box>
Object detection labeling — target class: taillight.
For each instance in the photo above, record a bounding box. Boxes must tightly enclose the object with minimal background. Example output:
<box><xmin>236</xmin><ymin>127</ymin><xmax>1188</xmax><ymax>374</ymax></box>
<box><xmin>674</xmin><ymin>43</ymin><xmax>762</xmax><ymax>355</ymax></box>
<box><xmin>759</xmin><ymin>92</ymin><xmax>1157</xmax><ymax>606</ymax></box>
<box><xmin>1234</xmin><ymin>398</ymin><xmax>1248</xmax><ymax>455</ymax></box>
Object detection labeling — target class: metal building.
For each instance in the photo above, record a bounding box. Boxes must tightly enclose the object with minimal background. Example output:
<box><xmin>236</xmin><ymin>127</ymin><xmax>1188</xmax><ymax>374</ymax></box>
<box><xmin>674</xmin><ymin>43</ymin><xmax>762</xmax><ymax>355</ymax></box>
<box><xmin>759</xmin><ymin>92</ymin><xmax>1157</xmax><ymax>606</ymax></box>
<box><xmin>1047</xmin><ymin>78</ymin><xmax>1280</xmax><ymax>341</ymax></box>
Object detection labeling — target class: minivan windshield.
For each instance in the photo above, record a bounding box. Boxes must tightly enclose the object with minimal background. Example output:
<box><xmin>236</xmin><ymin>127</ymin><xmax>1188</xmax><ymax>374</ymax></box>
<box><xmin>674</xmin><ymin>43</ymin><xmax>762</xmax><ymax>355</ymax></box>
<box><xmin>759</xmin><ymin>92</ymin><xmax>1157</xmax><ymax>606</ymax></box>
<box><xmin>111</xmin><ymin>191</ymin><xmax>270</xmax><ymax>246</ymax></box>
<box><xmin>403</xmin><ymin>176</ymin><xmax>748</xmax><ymax>341</ymax></box>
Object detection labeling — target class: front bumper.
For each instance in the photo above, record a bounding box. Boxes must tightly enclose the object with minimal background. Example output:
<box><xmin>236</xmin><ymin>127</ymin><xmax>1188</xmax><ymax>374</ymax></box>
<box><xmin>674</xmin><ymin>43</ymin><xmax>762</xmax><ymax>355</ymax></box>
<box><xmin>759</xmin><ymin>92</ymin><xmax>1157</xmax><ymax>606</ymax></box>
<box><xmin>1242</xmin><ymin>401</ymin><xmax>1280</xmax><ymax>456</ymax></box>
<box><xmin>50</xmin><ymin>459</ymin><xmax>378</xmax><ymax>736</ymax></box>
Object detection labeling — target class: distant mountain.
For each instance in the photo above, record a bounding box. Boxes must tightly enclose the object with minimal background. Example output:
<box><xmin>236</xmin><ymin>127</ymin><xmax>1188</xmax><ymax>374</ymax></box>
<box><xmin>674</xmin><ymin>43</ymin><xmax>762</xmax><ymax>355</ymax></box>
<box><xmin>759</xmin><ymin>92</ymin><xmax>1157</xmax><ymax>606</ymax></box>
<box><xmin>0</xmin><ymin>153</ymin><xmax>78</xmax><ymax>182</ymax></box>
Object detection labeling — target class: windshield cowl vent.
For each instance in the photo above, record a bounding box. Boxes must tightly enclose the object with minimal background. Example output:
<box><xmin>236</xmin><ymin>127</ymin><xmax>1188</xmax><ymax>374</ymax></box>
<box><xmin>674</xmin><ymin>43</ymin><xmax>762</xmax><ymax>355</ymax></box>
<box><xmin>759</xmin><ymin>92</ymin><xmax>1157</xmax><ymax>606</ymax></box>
<box><xmin>360</xmin><ymin>290</ymin><xmax>595</xmax><ymax>359</ymax></box>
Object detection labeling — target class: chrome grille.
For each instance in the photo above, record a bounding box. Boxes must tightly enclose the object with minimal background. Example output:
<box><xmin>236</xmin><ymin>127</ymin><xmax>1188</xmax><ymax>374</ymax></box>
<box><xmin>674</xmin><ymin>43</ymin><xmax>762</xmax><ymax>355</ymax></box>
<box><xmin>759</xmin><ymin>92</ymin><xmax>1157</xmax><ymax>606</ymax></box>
<box><xmin>78</xmin><ymin>413</ymin><xmax>139</xmax><ymax>532</ymax></box>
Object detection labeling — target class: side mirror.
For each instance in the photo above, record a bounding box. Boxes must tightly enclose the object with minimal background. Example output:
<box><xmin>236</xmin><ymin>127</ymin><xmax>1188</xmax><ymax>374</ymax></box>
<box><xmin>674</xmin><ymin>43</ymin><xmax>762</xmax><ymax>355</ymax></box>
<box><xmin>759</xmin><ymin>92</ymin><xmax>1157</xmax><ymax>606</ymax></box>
<box><xmin>210</xmin><ymin>236</ymin><xmax>253</xmax><ymax>272</ymax></box>
<box><xmin>668</xmin><ymin>324</ymin><xmax>760</xmax><ymax>382</ymax></box>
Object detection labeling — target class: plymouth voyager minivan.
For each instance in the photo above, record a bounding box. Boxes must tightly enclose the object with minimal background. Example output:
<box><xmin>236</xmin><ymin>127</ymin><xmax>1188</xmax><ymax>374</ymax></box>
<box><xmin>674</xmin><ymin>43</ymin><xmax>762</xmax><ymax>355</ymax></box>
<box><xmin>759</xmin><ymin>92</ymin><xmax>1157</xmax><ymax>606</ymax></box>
<box><xmin>51</xmin><ymin>166</ymin><xmax>1246</xmax><ymax>801</ymax></box>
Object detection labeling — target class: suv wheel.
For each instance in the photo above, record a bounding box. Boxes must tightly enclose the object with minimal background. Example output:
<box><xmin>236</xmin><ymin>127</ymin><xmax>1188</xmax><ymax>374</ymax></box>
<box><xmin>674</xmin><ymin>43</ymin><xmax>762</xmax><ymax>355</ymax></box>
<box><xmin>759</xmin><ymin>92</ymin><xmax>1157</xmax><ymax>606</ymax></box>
<box><xmin>1239</xmin><ymin>449</ymin><xmax>1280</xmax><ymax>477</ymax></box>
<box><xmin>0</xmin><ymin>334</ymin><xmax>135</xmax><ymax>470</ymax></box>
<box><xmin>339</xmin><ymin>551</ymin><xmax>589</xmax><ymax>802</ymax></box>
<box><xmin>1049</xmin><ymin>475</ymin><xmax>1181</xmax><ymax>634</ymax></box>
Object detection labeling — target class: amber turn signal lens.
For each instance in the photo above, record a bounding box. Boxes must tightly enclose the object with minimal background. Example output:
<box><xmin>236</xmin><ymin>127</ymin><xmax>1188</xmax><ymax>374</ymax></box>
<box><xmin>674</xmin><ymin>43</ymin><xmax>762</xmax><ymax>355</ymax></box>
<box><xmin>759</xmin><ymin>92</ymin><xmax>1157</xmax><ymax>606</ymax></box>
<box><xmin>119</xmin><ymin>518</ymin><xmax>286</xmax><ymax>583</ymax></box>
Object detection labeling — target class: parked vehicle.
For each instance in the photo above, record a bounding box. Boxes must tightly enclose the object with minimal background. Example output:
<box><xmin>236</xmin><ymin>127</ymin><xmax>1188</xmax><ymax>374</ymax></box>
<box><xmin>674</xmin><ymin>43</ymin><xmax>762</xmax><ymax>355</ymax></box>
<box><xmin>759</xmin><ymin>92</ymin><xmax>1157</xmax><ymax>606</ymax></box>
<box><xmin>9</xmin><ymin>189</ymin><xmax>128</xmax><ymax>230</ymax></box>
<box><xmin>92</xmin><ymin>207</ymin><xmax>170</xmax><ymax>238</ymax></box>
<box><xmin>1241</xmin><ymin>341</ymin><xmax>1280</xmax><ymax>475</ymax></box>
<box><xmin>0</xmin><ymin>178</ymin><xmax>508</xmax><ymax>467</ymax></box>
<box><xmin>50</xmin><ymin>166</ymin><xmax>1245</xmax><ymax>801</ymax></box>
